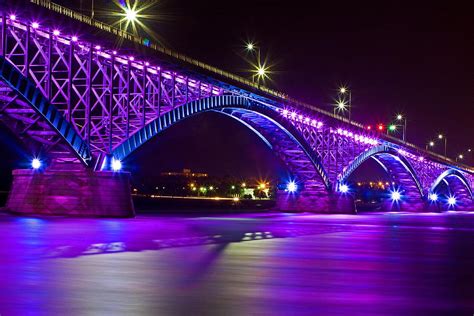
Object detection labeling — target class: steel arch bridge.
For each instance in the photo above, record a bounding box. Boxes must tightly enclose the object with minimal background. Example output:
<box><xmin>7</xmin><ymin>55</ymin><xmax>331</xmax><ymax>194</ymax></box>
<box><xmin>0</xmin><ymin>6</ymin><xmax>473</xmax><ymax>214</ymax></box>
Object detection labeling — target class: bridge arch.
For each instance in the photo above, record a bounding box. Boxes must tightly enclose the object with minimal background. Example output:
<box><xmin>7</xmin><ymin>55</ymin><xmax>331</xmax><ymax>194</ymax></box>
<box><xmin>0</xmin><ymin>56</ymin><xmax>91</xmax><ymax>165</ymax></box>
<box><xmin>111</xmin><ymin>95</ymin><xmax>331</xmax><ymax>190</ymax></box>
<box><xmin>429</xmin><ymin>169</ymin><xmax>473</xmax><ymax>210</ymax></box>
<box><xmin>337</xmin><ymin>145</ymin><xmax>425</xmax><ymax>210</ymax></box>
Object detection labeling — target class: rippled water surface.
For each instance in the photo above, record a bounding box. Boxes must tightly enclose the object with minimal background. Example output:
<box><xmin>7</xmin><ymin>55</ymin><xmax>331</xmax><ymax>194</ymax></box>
<box><xmin>1</xmin><ymin>211</ymin><xmax>474</xmax><ymax>315</ymax></box>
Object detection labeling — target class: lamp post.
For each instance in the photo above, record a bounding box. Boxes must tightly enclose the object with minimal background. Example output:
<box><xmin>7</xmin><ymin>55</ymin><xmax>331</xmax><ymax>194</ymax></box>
<box><xmin>338</xmin><ymin>87</ymin><xmax>351</xmax><ymax>121</ymax></box>
<box><xmin>334</xmin><ymin>100</ymin><xmax>347</xmax><ymax>116</ymax></box>
<box><xmin>396</xmin><ymin>114</ymin><xmax>407</xmax><ymax>141</ymax></box>
<box><xmin>438</xmin><ymin>134</ymin><xmax>447</xmax><ymax>157</ymax></box>
<box><xmin>425</xmin><ymin>141</ymin><xmax>435</xmax><ymax>151</ymax></box>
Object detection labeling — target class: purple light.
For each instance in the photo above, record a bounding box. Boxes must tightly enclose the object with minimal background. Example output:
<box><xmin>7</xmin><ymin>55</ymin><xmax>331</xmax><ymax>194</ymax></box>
<box><xmin>298</xmin><ymin>114</ymin><xmax>303</xmax><ymax>120</ymax></box>
<box><xmin>9</xmin><ymin>14</ymin><xmax>16</xmax><ymax>21</ymax></box>
<box><xmin>31</xmin><ymin>22</ymin><xmax>39</xmax><ymax>29</ymax></box>
<box><xmin>429</xmin><ymin>193</ymin><xmax>438</xmax><ymax>202</ymax></box>
<box><xmin>112</xmin><ymin>50</ymin><xmax>117</xmax><ymax>55</ymax></box>
<box><xmin>304</xmin><ymin>117</ymin><xmax>310</xmax><ymax>123</ymax></box>
<box><xmin>53</xmin><ymin>29</ymin><xmax>60</xmax><ymax>36</ymax></box>
<box><xmin>291</xmin><ymin>112</ymin><xmax>296</xmax><ymax>119</ymax></box>
<box><xmin>282</xmin><ymin>109</ymin><xmax>289</xmax><ymax>116</ymax></box>
<box><xmin>71</xmin><ymin>36</ymin><xmax>78</xmax><ymax>42</ymax></box>
<box><xmin>129</xmin><ymin>56</ymin><xmax>135</xmax><ymax>61</ymax></box>
<box><xmin>145</xmin><ymin>62</ymin><xmax>150</xmax><ymax>66</ymax></box>
<box><xmin>95</xmin><ymin>45</ymin><xmax>101</xmax><ymax>50</ymax></box>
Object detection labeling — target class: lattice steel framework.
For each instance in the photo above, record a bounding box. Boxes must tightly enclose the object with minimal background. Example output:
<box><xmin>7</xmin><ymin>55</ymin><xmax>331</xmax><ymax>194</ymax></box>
<box><xmin>0</xmin><ymin>13</ymin><xmax>473</xmax><ymax>202</ymax></box>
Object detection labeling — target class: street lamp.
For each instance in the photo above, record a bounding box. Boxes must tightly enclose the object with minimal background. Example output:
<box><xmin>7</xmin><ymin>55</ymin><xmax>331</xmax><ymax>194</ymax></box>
<box><xmin>338</xmin><ymin>86</ymin><xmax>351</xmax><ymax>121</ymax></box>
<box><xmin>426</xmin><ymin>141</ymin><xmax>435</xmax><ymax>150</ymax></box>
<box><xmin>438</xmin><ymin>134</ymin><xmax>447</xmax><ymax>157</ymax></box>
<box><xmin>456</xmin><ymin>154</ymin><xmax>464</xmax><ymax>162</ymax></box>
<box><xmin>396</xmin><ymin>114</ymin><xmax>407</xmax><ymax>141</ymax></box>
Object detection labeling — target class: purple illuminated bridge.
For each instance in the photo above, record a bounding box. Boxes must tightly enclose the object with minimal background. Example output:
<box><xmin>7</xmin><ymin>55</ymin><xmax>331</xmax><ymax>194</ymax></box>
<box><xmin>0</xmin><ymin>2</ymin><xmax>473</xmax><ymax>216</ymax></box>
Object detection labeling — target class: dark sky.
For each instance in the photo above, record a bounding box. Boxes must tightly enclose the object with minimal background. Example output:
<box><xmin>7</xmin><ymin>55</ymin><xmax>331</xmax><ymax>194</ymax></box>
<box><xmin>86</xmin><ymin>0</ymin><xmax>473</xmax><ymax>162</ymax></box>
<box><xmin>1</xmin><ymin>0</ymin><xmax>473</xmax><ymax>186</ymax></box>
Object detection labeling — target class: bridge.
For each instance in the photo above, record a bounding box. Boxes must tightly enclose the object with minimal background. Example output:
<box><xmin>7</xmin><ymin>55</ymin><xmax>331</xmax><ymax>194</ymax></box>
<box><xmin>0</xmin><ymin>2</ymin><xmax>473</xmax><ymax>216</ymax></box>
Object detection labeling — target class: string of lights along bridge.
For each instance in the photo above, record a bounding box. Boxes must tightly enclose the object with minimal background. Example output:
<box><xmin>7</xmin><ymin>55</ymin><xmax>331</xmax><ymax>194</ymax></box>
<box><xmin>0</xmin><ymin>2</ymin><xmax>472</xmax><ymax>216</ymax></box>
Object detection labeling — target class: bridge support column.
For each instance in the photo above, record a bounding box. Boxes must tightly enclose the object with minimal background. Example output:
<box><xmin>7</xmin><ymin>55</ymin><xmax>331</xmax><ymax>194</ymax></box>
<box><xmin>274</xmin><ymin>181</ymin><xmax>355</xmax><ymax>213</ymax></box>
<box><xmin>6</xmin><ymin>166</ymin><xmax>134</xmax><ymax>217</ymax></box>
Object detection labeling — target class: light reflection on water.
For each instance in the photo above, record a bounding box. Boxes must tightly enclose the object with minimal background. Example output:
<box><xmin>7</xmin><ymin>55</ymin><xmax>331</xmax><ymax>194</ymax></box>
<box><xmin>1</xmin><ymin>211</ymin><xmax>474</xmax><ymax>315</ymax></box>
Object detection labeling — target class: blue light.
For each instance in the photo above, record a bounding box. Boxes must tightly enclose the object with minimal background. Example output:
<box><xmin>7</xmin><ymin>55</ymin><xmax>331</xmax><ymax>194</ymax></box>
<box><xmin>429</xmin><ymin>193</ymin><xmax>438</xmax><ymax>202</ymax></box>
<box><xmin>31</xmin><ymin>158</ymin><xmax>41</xmax><ymax>169</ymax></box>
<box><xmin>390</xmin><ymin>190</ymin><xmax>401</xmax><ymax>202</ymax></box>
<box><xmin>447</xmin><ymin>196</ymin><xmax>456</xmax><ymax>206</ymax></box>
<box><xmin>111</xmin><ymin>158</ymin><xmax>122</xmax><ymax>171</ymax></box>
<box><xmin>287</xmin><ymin>181</ymin><xmax>297</xmax><ymax>193</ymax></box>
<box><xmin>339</xmin><ymin>184</ymin><xmax>349</xmax><ymax>193</ymax></box>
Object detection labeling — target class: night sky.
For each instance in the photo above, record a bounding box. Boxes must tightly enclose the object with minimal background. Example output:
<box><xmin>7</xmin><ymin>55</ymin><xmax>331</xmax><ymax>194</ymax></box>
<box><xmin>1</xmin><ymin>0</ymin><xmax>473</xmax><ymax>187</ymax></box>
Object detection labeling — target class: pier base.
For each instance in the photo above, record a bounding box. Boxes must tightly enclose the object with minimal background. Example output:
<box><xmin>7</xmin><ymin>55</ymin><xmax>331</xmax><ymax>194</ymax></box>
<box><xmin>275</xmin><ymin>181</ymin><xmax>355</xmax><ymax>213</ymax></box>
<box><xmin>6</xmin><ymin>168</ymin><xmax>134</xmax><ymax>217</ymax></box>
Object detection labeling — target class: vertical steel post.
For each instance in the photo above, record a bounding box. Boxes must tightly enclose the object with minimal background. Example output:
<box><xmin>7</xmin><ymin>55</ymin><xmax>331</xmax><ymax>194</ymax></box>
<box><xmin>47</xmin><ymin>29</ymin><xmax>53</xmax><ymax>100</ymax></box>
<box><xmin>157</xmin><ymin>68</ymin><xmax>162</xmax><ymax>117</ymax></box>
<box><xmin>108</xmin><ymin>57</ymin><xmax>115</xmax><ymax>153</ymax></box>
<box><xmin>24</xmin><ymin>25</ymin><xmax>30</xmax><ymax>77</ymax></box>
<box><xmin>142</xmin><ymin>64</ymin><xmax>147</xmax><ymax>127</ymax></box>
<box><xmin>171</xmin><ymin>72</ymin><xmax>176</xmax><ymax>108</ymax></box>
<box><xmin>126</xmin><ymin>61</ymin><xmax>131</xmax><ymax>139</ymax></box>
<box><xmin>67</xmin><ymin>40</ymin><xmax>73</xmax><ymax>121</ymax></box>
<box><xmin>1</xmin><ymin>14</ymin><xmax>6</xmax><ymax>57</ymax></box>
<box><xmin>185</xmin><ymin>77</ymin><xmax>189</xmax><ymax>105</ymax></box>
<box><xmin>86</xmin><ymin>43</ymin><xmax>93</xmax><ymax>147</ymax></box>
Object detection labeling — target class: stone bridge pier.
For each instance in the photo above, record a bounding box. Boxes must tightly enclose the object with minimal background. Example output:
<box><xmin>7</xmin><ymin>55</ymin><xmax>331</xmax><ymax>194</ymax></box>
<box><xmin>6</xmin><ymin>162</ymin><xmax>134</xmax><ymax>217</ymax></box>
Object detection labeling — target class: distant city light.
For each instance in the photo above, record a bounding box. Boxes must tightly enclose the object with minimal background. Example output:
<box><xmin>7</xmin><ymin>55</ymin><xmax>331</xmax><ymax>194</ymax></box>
<box><xmin>31</xmin><ymin>158</ymin><xmax>41</xmax><ymax>169</ymax></box>
<box><xmin>53</xmin><ymin>29</ymin><xmax>60</xmax><ymax>36</ymax></box>
<box><xmin>377</xmin><ymin>124</ymin><xmax>384</xmax><ymax>131</ymax></box>
<box><xmin>246</xmin><ymin>42</ymin><xmax>255</xmax><ymax>51</ymax></box>
<box><xmin>396</xmin><ymin>114</ymin><xmax>403</xmax><ymax>120</ymax></box>
<box><xmin>71</xmin><ymin>36</ymin><xmax>78</xmax><ymax>42</ymax></box>
<box><xmin>257</xmin><ymin>66</ymin><xmax>266</xmax><ymax>76</ymax></box>
<box><xmin>231</xmin><ymin>185</ymin><xmax>236</xmax><ymax>190</ymax></box>
<box><xmin>388</xmin><ymin>124</ymin><xmax>397</xmax><ymax>131</ymax></box>
<box><xmin>438</xmin><ymin>134</ymin><xmax>443</xmax><ymax>139</ymax></box>
<box><xmin>241</xmin><ymin>182</ymin><xmax>246</xmax><ymax>187</ymax></box>
<box><xmin>339</xmin><ymin>87</ymin><xmax>347</xmax><ymax>94</ymax></box>
<box><xmin>429</xmin><ymin>193</ymin><xmax>438</xmax><ymax>202</ymax></box>
<box><xmin>209</xmin><ymin>186</ymin><xmax>214</xmax><ymax>191</ymax></box>
<box><xmin>95</xmin><ymin>45</ymin><xmax>101</xmax><ymax>50</ymax></box>
<box><xmin>429</xmin><ymin>141</ymin><xmax>435</xmax><ymax>147</ymax></box>
<box><xmin>287</xmin><ymin>181</ymin><xmax>297</xmax><ymax>193</ymax></box>
<box><xmin>111</xmin><ymin>158</ymin><xmax>122</xmax><ymax>171</ymax></box>
<box><xmin>31</xmin><ymin>22</ymin><xmax>39</xmax><ymax>29</ymax></box>
<box><xmin>9</xmin><ymin>14</ymin><xmax>16</xmax><ymax>21</ymax></box>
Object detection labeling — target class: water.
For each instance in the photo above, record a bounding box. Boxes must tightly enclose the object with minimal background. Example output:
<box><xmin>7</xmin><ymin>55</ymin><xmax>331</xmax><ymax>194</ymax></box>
<box><xmin>1</xmin><ymin>211</ymin><xmax>474</xmax><ymax>315</ymax></box>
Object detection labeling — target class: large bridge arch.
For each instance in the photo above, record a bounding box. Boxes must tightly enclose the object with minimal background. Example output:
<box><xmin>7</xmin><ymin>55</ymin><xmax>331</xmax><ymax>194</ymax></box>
<box><xmin>111</xmin><ymin>95</ymin><xmax>331</xmax><ymax>191</ymax></box>
<box><xmin>429</xmin><ymin>169</ymin><xmax>473</xmax><ymax>210</ymax></box>
<box><xmin>0</xmin><ymin>56</ymin><xmax>91</xmax><ymax>165</ymax></box>
<box><xmin>338</xmin><ymin>145</ymin><xmax>425</xmax><ymax>211</ymax></box>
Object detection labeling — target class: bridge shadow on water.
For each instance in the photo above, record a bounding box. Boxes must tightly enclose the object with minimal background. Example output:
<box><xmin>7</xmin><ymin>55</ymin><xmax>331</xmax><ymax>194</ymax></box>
<box><xmin>0</xmin><ymin>210</ymin><xmax>356</xmax><ymax>260</ymax></box>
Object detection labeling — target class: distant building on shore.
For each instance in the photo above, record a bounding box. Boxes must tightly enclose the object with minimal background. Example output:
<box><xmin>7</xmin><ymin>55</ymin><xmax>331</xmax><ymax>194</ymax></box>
<box><xmin>160</xmin><ymin>169</ymin><xmax>208</xmax><ymax>178</ymax></box>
